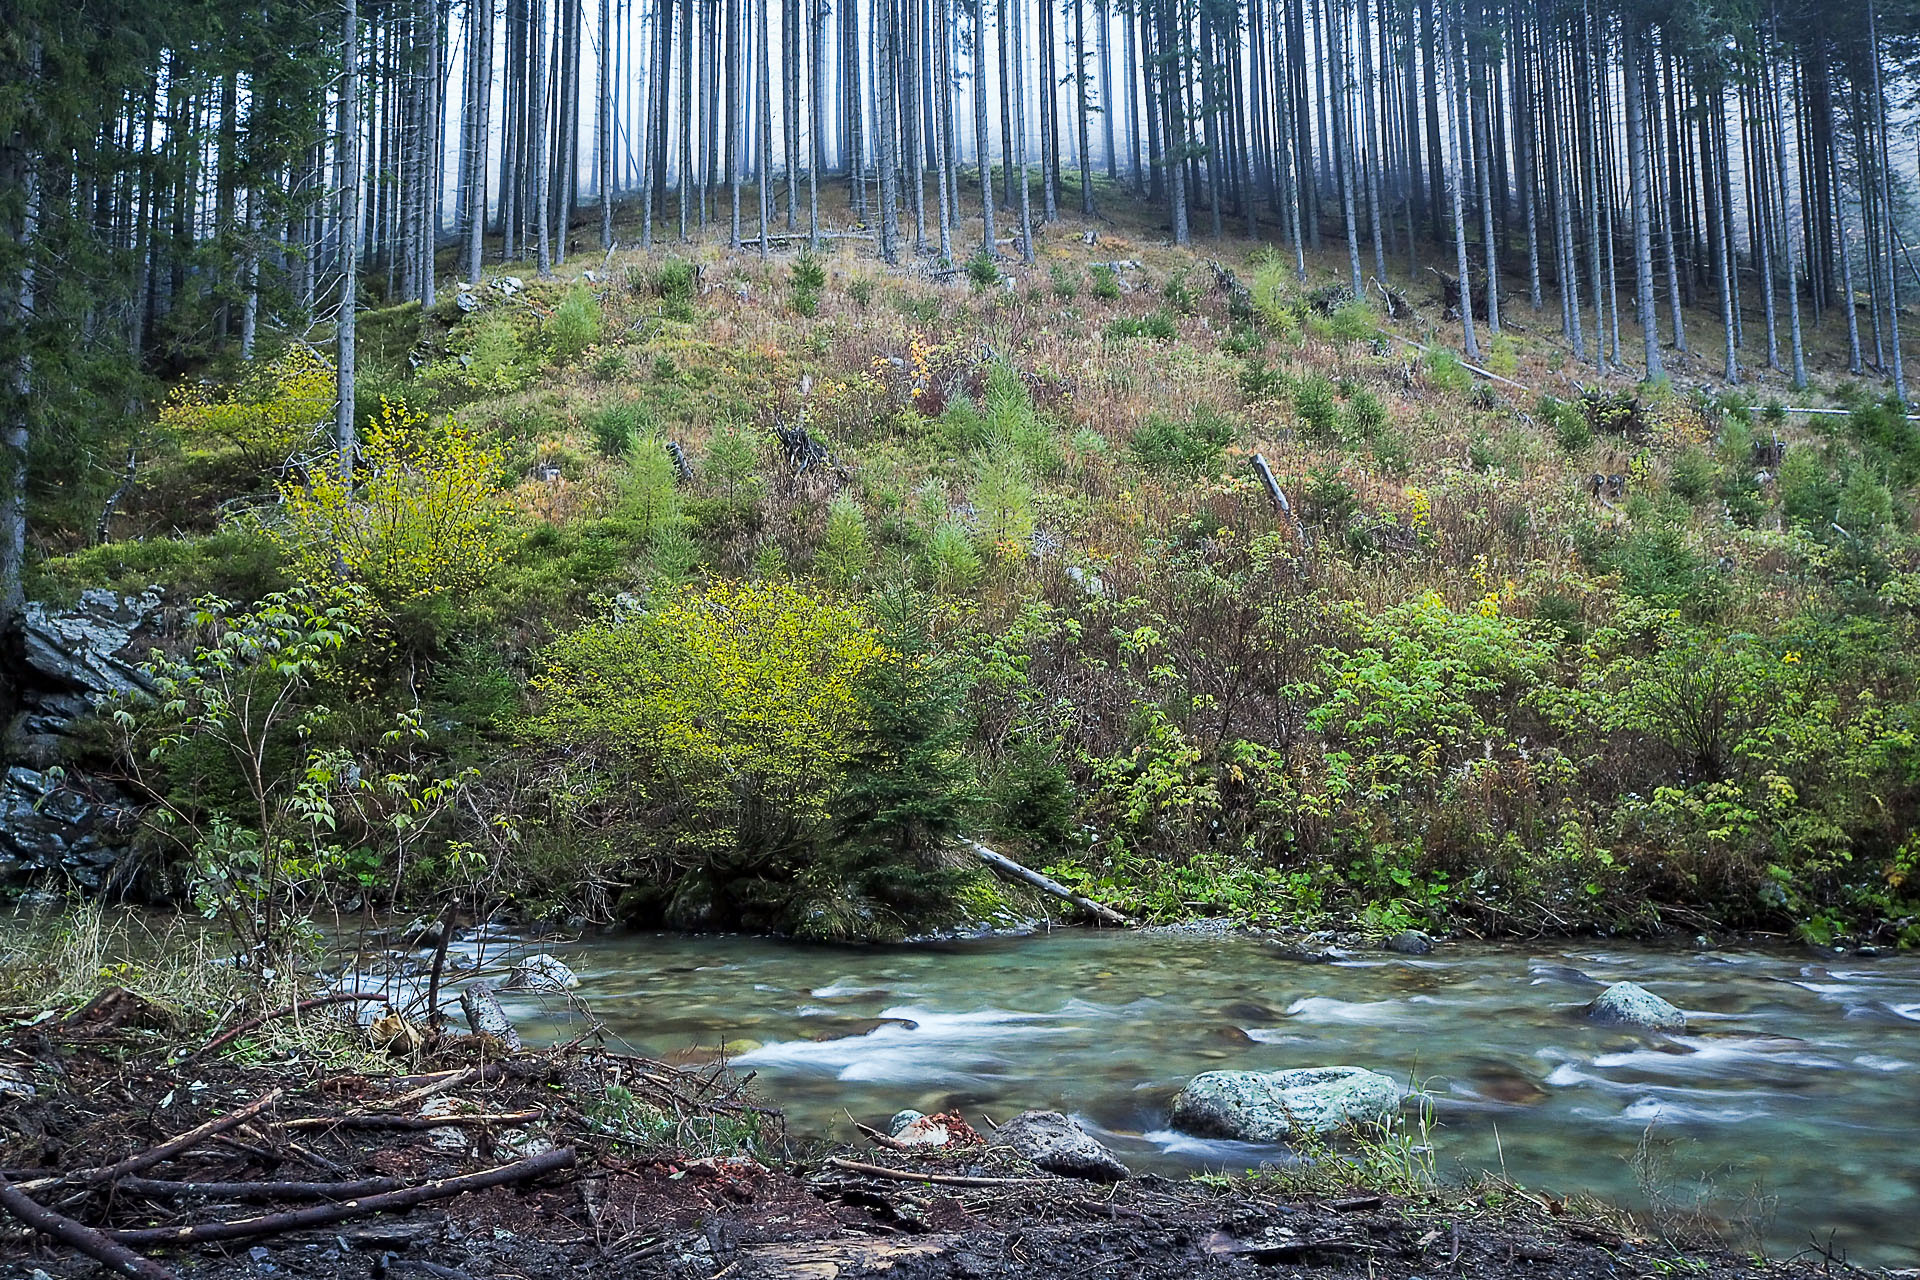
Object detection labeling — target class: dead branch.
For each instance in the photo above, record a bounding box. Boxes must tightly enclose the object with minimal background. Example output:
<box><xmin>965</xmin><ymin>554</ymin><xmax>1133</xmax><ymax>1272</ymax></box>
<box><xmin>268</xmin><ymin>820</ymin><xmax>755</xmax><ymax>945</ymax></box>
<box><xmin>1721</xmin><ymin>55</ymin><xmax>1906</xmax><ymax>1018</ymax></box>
<box><xmin>282</xmin><ymin>1108</ymin><xmax>545</xmax><ymax>1132</ymax></box>
<box><xmin>822</xmin><ymin>1157</ymin><xmax>1045</xmax><ymax>1187</ymax></box>
<box><xmin>13</xmin><ymin>1089</ymin><xmax>286</xmax><ymax>1194</ymax></box>
<box><xmin>113</xmin><ymin>1175</ymin><xmax>405</xmax><ymax>1201</ymax></box>
<box><xmin>105</xmin><ymin>1147</ymin><xmax>577</xmax><ymax>1247</ymax></box>
<box><xmin>0</xmin><ymin>1173</ymin><xmax>177</xmax><ymax>1280</ymax></box>
<box><xmin>183</xmin><ymin>994</ymin><xmax>389</xmax><ymax>1065</ymax></box>
<box><xmin>966</xmin><ymin>842</ymin><xmax>1132</xmax><ymax>927</ymax></box>
<box><xmin>853</xmin><ymin>1122</ymin><xmax>916</xmax><ymax>1152</ymax></box>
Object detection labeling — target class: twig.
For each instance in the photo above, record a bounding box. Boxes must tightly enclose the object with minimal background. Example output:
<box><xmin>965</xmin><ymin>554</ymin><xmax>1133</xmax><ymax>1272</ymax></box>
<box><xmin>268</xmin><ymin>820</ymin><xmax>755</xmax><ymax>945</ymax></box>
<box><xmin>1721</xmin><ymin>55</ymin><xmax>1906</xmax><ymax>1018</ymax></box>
<box><xmin>114</xmin><ymin>1175</ymin><xmax>405</xmax><ymax>1201</ymax></box>
<box><xmin>182</xmin><ymin>994</ymin><xmax>388</xmax><ymax>1065</ymax></box>
<box><xmin>14</xmin><ymin>1090</ymin><xmax>286</xmax><ymax>1193</ymax></box>
<box><xmin>0</xmin><ymin>1173</ymin><xmax>177</xmax><ymax>1280</ymax></box>
<box><xmin>383</xmin><ymin>1067</ymin><xmax>481</xmax><ymax>1110</ymax></box>
<box><xmin>283</xmin><ymin>1108</ymin><xmax>545</xmax><ymax>1132</ymax></box>
<box><xmin>823</xmin><ymin>1158</ymin><xmax>1045</xmax><ymax>1188</ymax></box>
<box><xmin>105</xmin><ymin>1147</ymin><xmax>577</xmax><ymax>1247</ymax></box>
<box><xmin>854</xmin><ymin>1122</ymin><xmax>916</xmax><ymax>1152</ymax></box>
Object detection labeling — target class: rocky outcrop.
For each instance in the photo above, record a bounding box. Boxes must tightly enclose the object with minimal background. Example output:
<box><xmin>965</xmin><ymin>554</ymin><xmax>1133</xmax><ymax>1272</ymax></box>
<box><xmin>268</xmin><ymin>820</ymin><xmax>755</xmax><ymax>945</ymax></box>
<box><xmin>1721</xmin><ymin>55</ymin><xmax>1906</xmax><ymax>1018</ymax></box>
<box><xmin>1585</xmin><ymin>981</ymin><xmax>1686</xmax><ymax>1031</ymax></box>
<box><xmin>1169</xmin><ymin>1066</ymin><xmax>1402</xmax><ymax>1142</ymax></box>
<box><xmin>1</xmin><ymin>589</ymin><xmax>162</xmax><ymax>889</ymax></box>
<box><xmin>992</xmin><ymin>1111</ymin><xmax>1130</xmax><ymax>1181</ymax></box>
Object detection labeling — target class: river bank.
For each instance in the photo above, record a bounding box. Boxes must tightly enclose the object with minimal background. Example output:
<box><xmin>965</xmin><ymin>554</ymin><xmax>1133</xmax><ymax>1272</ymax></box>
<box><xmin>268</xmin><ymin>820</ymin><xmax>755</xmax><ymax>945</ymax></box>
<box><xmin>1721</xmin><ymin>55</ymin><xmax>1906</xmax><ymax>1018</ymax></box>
<box><xmin>0</xmin><ymin>987</ymin><xmax>1852</xmax><ymax>1280</ymax></box>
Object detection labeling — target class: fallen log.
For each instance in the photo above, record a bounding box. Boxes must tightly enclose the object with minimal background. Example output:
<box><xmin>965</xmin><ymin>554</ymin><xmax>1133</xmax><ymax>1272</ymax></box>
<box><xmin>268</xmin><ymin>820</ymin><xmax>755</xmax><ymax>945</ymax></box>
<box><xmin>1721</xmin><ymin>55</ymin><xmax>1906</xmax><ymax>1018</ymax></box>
<box><xmin>0</xmin><ymin>1173</ymin><xmax>177</xmax><ymax>1280</ymax></box>
<box><xmin>183</xmin><ymin>994</ymin><xmax>390</xmax><ymax>1065</ymax></box>
<box><xmin>105</xmin><ymin>1146</ymin><xmax>576</xmax><ymax>1247</ymax></box>
<box><xmin>823</xmin><ymin>1157</ymin><xmax>1046</xmax><ymax>1188</ymax></box>
<box><xmin>13</xmin><ymin>1089</ymin><xmax>285</xmax><ymax>1193</ymax></box>
<box><xmin>965</xmin><ymin>841</ymin><xmax>1131</xmax><ymax>927</ymax></box>
<box><xmin>283</xmin><ymin>1108</ymin><xmax>545</xmax><ymax>1132</ymax></box>
<box><xmin>113</xmin><ymin>1175</ymin><xmax>405</xmax><ymax>1201</ymax></box>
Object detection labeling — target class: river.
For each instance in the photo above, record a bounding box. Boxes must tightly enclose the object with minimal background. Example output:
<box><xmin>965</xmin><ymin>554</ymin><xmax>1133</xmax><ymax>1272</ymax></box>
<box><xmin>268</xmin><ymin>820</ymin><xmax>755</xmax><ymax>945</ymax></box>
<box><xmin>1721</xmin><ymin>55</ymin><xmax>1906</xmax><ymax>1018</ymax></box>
<box><xmin>479</xmin><ymin>927</ymin><xmax>1919</xmax><ymax>1265</ymax></box>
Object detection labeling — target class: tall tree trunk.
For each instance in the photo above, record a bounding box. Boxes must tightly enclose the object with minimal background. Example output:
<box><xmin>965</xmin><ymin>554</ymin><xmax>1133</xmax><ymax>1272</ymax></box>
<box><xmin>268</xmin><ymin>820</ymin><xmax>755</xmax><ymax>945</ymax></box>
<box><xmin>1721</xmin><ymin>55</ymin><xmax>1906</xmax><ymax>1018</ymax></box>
<box><xmin>338</xmin><ymin>0</ymin><xmax>361</xmax><ymax>478</ymax></box>
<box><xmin>1868</xmin><ymin>0</ymin><xmax>1906</xmax><ymax>401</ymax></box>
<box><xmin>1623</xmin><ymin>19</ymin><xmax>1661</xmax><ymax>380</ymax></box>
<box><xmin>1439</xmin><ymin>0</ymin><xmax>1476</xmax><ymax>357</ymax></box>
<box><xmin>975</xmin><ymin>0</ymin><xmax>996</xmax><ymax>251</ymax></box>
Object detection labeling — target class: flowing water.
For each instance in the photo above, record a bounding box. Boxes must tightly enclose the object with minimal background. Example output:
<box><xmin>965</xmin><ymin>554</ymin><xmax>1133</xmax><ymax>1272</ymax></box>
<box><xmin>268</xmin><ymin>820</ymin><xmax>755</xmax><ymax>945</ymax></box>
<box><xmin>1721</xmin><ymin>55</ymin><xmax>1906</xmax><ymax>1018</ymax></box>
<box><xmin>486</xmin><ymin>928</ymin><xmax>1920</xmax><ymax>1265</ymax></box>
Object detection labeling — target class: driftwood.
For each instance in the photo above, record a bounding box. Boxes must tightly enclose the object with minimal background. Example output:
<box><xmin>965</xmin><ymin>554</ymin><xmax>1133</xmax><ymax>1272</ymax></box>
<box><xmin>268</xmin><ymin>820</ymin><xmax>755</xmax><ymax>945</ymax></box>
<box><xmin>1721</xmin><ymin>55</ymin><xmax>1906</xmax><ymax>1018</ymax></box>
<box><xmin>966</xmin><ymin>842</ymin><xmax>1131</xmax><ymax>927</ymax></box>
<box><xmin>105</xmin><ymin>1147</ymin><xmax>577</xmax><ymax>1247</ymax></box>
<box><xmin>114</xmin><ymin>1174</ymin><xmax>405</xmax><ymax>1201</ymax></box>
<box><xmin>823</xmin><ymin>1158</ymin><xmax>1043</xmax><ymax>1188</ymax></box>
<box><xmin>458</xmin><ymin>981</ymin><xmax>521</xmax><ymax>1050</ymax></box>
<box><xmin>14</xmin><ymin>1089</ymin><xmax>286</xmax><ymax>1194</ymax></box>
<box><xmin>283</xmin><ymin>1108</ymin><xmax>544</xmax><ymax>1132</ymax></box>
<box><xmin>185</xmin><ymin>994</ymin><xmax>389</xmax><ymax>1065</ymax></box>
<box><xmin>0</xmin><ymin>1174</ymin><xmax>178</xmax><ymax>1280</ymax></box>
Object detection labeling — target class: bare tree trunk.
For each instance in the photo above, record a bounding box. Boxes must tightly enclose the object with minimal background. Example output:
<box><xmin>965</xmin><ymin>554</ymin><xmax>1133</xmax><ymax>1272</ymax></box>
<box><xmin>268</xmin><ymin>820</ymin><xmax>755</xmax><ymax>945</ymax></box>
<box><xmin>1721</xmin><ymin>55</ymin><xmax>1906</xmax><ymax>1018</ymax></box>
<box><xmin>337</xmin><ymin>0</ymin><xmax>361</xmax><ymax>479</ymax></box>
<box><xmin>468</xmin><ymin>0</ymin><xmax>494</xmax><ymax>280</ymax></box>
<box><xmin>1623</xmin><ymin>19</ymin><xmax>1661</xmax><ymax>380</ymax></box>
<box><xmin>974</xmin><ymin>0</ymin><xmax>995</xmax><ymax>252</ymax></box>
<box><xmin>1868</xmin><ymin>0</ymin><xmax>1905</xmax><ymax>401</ymax></box>
<box><xmin>0</xmin><ymin>37</ymin><xmax>40</xmax><ymax>632</ymax></box>
<box><xmin>1440</xmin><ymin>0</ymin><xmax>1476</xmax><ymax>357</ymax></box>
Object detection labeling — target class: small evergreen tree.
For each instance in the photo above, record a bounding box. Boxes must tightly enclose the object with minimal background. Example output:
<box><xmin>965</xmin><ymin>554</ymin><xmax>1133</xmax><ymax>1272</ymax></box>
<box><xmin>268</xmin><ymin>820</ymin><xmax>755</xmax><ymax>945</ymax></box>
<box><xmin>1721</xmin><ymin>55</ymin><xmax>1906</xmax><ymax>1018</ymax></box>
<box><xmin>804</xmin><ymin>591</ymin><xmax>981</xmax><ymax>938</ymax></box>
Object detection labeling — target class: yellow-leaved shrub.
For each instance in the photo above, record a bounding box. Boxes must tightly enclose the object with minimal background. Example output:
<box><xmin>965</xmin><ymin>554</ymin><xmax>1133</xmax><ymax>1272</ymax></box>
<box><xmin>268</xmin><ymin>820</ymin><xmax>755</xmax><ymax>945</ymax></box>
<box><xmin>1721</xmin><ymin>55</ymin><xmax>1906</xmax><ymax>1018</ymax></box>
<box><xmin>159</xmin><ymin>346</ymin><xmax>335</xmax><ymax>476</ymax></box>
<box><xmin>270</xmin><ymin>400</ymin><xmax>512</xmax><ymax>611</ymax></box>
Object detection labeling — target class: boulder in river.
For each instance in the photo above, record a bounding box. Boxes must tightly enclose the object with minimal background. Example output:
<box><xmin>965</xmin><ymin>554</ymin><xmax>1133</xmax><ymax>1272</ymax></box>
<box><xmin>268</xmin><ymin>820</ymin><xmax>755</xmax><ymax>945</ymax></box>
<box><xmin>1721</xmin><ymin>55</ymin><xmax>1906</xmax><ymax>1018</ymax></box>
<box><xmin>505</xmin><ymin>953</ymin><xmax>579</xmax><ymax>992</ymax></box>
<box><xmin>993</xmin><ymin>1110</ymin><xmax>1130</xmax><ymax>1182</ymax></box>
<box><xmin>1170</xmin><ymin>1066</ymin><xmax>1401</xmax><ymax>1142</ymax></box>
<box><xmin>1585</xmin><ymin>981</ymin><xmax>1685</xmax><ymax>1031</ymax></box>
<box><xmin>1384</xmin><ymin>930</ymin><xmax>1434</xmax><ymax>955</ymax></box>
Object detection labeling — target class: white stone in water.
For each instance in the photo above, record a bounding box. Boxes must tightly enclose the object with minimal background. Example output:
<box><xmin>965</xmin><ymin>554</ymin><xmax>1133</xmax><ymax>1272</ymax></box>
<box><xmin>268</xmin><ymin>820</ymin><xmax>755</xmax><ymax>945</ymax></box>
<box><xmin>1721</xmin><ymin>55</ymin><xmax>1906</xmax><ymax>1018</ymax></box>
<box><xmin>1586</xmin><ymin>981</ymin><xmax>1686</xmax><ymax>1031</ymax></box>
<box><xmin>1170</xmin><ymin>1066</ymin><xmax>1402</xmax><ymax>1142</ymax></box>
<box><xmin>505</xmin><ymin>953</ymin><xmax>579</xmax><ymax>992</ymax></box>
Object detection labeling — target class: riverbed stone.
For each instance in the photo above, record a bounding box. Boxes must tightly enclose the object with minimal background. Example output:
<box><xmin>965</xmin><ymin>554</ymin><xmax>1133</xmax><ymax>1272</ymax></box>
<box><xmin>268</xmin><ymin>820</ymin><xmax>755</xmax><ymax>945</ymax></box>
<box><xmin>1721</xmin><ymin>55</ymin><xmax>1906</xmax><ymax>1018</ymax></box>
<box><xmin>1585</xmin><ymin>981</ymin><xmax>1686</xmax><ymax>1031</ymax></box>
<box><xmin>504</xmin><ymin>953</ymin><xmax>579</xmax><ymax>992</ymax></box>
<box><xmin>1384</xmin><ymin>930</ymin><xmax>1434</xmax><ymax>955</ymax></box>
<box><xmin>1170</xmin><ymin>1066</ymin><xmax>1402</xmax><ymax>1142</ymax></box>
<box><xmin>993</xmin><ymin>1110</ymin><xmax>1130</xmax><ymax>1181</ymax></box>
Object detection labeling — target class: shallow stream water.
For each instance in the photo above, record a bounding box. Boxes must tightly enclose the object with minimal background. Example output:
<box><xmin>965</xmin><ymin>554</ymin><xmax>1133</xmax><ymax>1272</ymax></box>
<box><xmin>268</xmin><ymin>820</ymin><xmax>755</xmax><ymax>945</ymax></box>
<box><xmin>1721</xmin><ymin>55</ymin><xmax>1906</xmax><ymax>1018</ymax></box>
<box><xmin>485</xmin><ymin>928</ymin><xmax>1920</xmax><ymax>1265</ymax></box>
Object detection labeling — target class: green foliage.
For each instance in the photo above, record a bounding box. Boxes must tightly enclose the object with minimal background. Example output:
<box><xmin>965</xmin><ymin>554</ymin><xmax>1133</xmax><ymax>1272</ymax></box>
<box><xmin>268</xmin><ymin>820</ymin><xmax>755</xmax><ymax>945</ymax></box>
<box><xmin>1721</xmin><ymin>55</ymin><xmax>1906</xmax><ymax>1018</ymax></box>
<box><xmin>817</xmin><ymin>494</ymin><xmax>873</xmax><ymax>589</ymax></box>
<box><xmin>427</xmin><ymin>313</ymin><xmax>540</xmax><ymax>393</ymax></box>
<box><xmin>1293</xmin><ymin>373</ymin><xmax>1340</xmax><ymax>442</ymax></box>
<box><xmin>1344</xmin><ymin>388</ymin><xmax>1389</xmax><ymax>440</ymax></box>
<box><xmin>616</xmin><ymin>439</ymin><xmax>685</xmax><ymax>543</ymax></box>
<box><xmin>1129</xmin><ymin>406</ymin><xmax>1236</xmax><ymax>475</ymax></box>
<box><xmin>549</xmin><ymin>287</ymin><xmax>604</xmax><ymax>360</ymax></box>
<box><xmin>652</xmin><ymin>258</ymin><xmax>699</xmax><ymax>321</ymax></box>
<box><xmin>966</xmin><ymin>252</ymin><xmax>1002</xmax><ymax>292</ymax></box>
<box><xmin>1668</xmin><ymin>447</ymin><xmax>1718</xmax><ymax>503</ymax></box>
<box><xmin>971</xmin><ymin>457</ymin><xmax>1036</xmax><ymax>550</ymax></box>
<box><xmin>590</xmin><ymin>402</ymin><xmax>657</xmax><ymax>456</ymax></box>
<box><xmin>1089</xmin><ymin>264</ymin><xmax>1121</xmax><ymax>301</ymax></box>
<box><xmin>1162</xmin><ymin>273</ymin><xmax>1199</xmax><ymax>315</ymax></box>
<box><xmin>1104</xmin><ymin>310</ymin><xmax>1179</xmax><ymax>342</ymax></box>
<box><xmin>530</xmin><ymin>580</ymin><xmax>888</xmax><ymax>931</ymax></box>
<box><xmin>791</xmin><ymin>253</ymin><xmax>827</xmax><ymax>316</ymax></box>
<box><xmin>809</xmin><ymin>592</ymin><xmax>982</xmax><ymax>940</ymax></box>
<box><xmin>1487</xmin><ymin>334</ymin><xmax>1519</xmax><ymax>378</ymax></box>
<box><xmin>1425</xmin><ymin>347</ymin><xmax>1472</xmax><ymax>395</ymax></box>
<box><xmin>923</xmin><ymin>520</ymin><xmax>983</xmax><ymax>594</ymax></box>
<box><xmin>1303</xmin><ymin>465</ymin><xmax>1359</xmax><ymax>529</ymax></box>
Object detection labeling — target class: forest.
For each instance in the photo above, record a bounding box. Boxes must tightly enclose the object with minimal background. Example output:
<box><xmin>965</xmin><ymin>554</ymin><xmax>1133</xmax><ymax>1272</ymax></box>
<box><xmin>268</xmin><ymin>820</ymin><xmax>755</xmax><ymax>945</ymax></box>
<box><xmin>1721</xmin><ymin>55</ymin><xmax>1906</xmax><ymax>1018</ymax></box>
<box><xmin>4</xmin><ymin>0</ymin><xmax>1920</xmax><ymax>951</ymax></box>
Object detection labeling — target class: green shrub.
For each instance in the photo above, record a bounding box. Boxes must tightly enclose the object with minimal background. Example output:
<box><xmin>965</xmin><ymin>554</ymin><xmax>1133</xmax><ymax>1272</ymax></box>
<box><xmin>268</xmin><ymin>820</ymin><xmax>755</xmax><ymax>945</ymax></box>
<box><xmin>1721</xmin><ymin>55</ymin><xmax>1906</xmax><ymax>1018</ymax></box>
<box><xmin>1049</xmin><ymin>264</ymin><xmax>1081</xmax><ymax>301</ymax></box>
<box><xmin>924</xmin><ymin>520</ymin><xmax>983</xmax><ymax>594</ymax></box>
<box><xmin>1779</xmin><ymin>449</ymin><xmax>1837</xmax><ymax>529</ymax></box>
<box><xmin>1303</xmin><ymin>464</ymin><xmax>1359</xmax><ymax>528</ymax></box>
<box><xmin>1129</xmin><ymin>406</ymin><xmax>1236</xmax><ymax>475</ymax></box>
<box><xmin>966</xmin><ymin>252</ymin><xmax>1002</xmax><ymax>292</ymax></box>
<box><xmin>1089</xmin><ymin>264</ymin><xmax>1121</xmax><ymax>301</ymax></box>
<box><xmin>550</xmin><ymin>286</ymin><xmax>603</xmax><ymax>360</ymax></box>
<box><xmin>1162</xmin><ymin>273</ymin><xmax>1198</xmax><ymax>315</ymax></box>
<box><xmin>791</xmin><ymin>253</ymin><xmax>827</xmax><ymax>316</ymax></box>
<box><xmin>1425</xmin><ymin>347</ymin><xmax>1472</xmax><ymax>395</ymax></box>
<box><xmin>1668</xmin><ymin>447</ymin><xmax>1717</xmax><ymax>503</ymax></box>
<box><xmin>848</xmin><ymin>278</ymin><xmax>875</xmax><ymax>309</ymax></box>
<box><xmin>1292</xmin><ymin>373</ymin><xmax>1340</xmax><ymax>442</ymax></box>
<box><xmin>1487</xmin><ymin>333</ymin><xmax>1519</xmax><ymax>378</ymax></box>
<box><xmin>971</xmin><ymin>457</ymin><xmax>1036</xmax><ymax>548</ymax></box>
<box><xmin>1104</xmin><ymin>310</ymin><xmax>1178</xmax><ymax>342</ymax></box>
<box><xmin>1344</xmin><ymin>387</ymin><xmax>1389</xmax><ymax>440</ymax></box>
<box><xmin>817</xmin><ymin>495</ymin><xmax>873</xmax><ymax>589</ymax></box>
<box><xmin>653</xmin><ymin>258</ymin><xmax>698</xmax><ymax>320</ymax></box>
<box><xmin>590</xmin><ymin>402</ymin><xmax>656</xmax><ymax>457</ymax></box>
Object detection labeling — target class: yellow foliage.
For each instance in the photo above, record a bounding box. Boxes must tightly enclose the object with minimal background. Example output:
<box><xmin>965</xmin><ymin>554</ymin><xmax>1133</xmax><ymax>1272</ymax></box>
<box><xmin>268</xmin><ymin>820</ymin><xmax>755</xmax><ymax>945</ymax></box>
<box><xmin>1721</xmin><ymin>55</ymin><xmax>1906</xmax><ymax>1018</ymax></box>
<box><xmin>531</xmin><ymin>580</ymin><xmax>888</xmax><ymax>835</ymax></box>
<box><xmin>271</xmin><ymin>400</ymin><xmax>512</xmax><ymax>607</ymax></box>
<box><xmin>159</xmin><ymin>347</ymin><xmax>335</xmax><ymax>472</ymax></box>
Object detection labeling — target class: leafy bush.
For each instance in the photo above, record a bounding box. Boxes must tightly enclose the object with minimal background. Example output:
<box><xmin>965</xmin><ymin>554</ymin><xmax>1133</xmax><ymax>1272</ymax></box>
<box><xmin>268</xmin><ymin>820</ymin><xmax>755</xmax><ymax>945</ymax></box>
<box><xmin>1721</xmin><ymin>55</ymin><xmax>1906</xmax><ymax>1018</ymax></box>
<box><xmin>1104</xmin><ymin>310</ymin><xmax>1178</xmax><ymax>342</ymax></box>
<box><xmin>1089</xmin><ymin>264</ymin><xmax>1121</xmax><ymax>301</ymax></box>
<box><xmin>1668</xmin><ymin>447</ymin><xmax>1717</xmax><ymax>503</ymax></box>
<box><xmin>158</xmin><ymin>347</ymin><xmax>335</xmax><ymax>478</ymax></box>
<box><xmin>1424</xmin><ymin>347</ymin><xmax>1472</xmax><ymax>395</ymax></box>
<box><xmin>817</xmin><ymin>495</ymin><xmax>873</xmax><ymax>589</ymax></box>
<box><xmin>923</xmin><ymin>520</ymin><xmax>983</xmax><ymax>594</ymax></box>
<box><xmin>530</xmin><ymin>580</ymin><xmax>887</xmax><ymax>929</ymax></box>
<box><xmin>1344</xmin><ymin>387</ymin><xmax>1389</xmax><ymax>440</ymax></box>
<box><xmin>1050</xmin><ymin>264</ymin><xmax>1081</xmax><ymax>301</ymax></box>
<box><xmin>590</xmin><ymin>402</ymin><xmax>656</xmax><ymax>456</ymax></box>
<box><xmin>270</xmin><ymin>401</ymin><xmax>513</xmax><ymax>616</ymax></box>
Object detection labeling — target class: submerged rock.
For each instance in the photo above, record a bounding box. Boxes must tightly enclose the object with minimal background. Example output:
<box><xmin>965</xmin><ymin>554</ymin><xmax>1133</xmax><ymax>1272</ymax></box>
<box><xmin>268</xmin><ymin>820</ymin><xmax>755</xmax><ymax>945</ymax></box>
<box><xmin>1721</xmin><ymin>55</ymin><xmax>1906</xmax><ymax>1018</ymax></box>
<box><xmin>1170</xmin><ymin>1066</ymin><xmax>1401</xmax><ymax>1142</ymax></box>
<box><xmin>1384</xmin><ymin>930</ymin><xmax>1434</xmax><ymax>955</ymax></box>
<box><xmin>993</xmin><ymin>1110</ymin><xmax>1130</xmax><ymax>1181</ymax></box>
<box><xmin>505</xmin><ymin>953</ymin><xmax>579</xmax><ymax>992</ymax></box>
<box><xmin>1586</xmin><ymin>981</ymin><xmax>1686</xmax><ymax>1031</ymax></box>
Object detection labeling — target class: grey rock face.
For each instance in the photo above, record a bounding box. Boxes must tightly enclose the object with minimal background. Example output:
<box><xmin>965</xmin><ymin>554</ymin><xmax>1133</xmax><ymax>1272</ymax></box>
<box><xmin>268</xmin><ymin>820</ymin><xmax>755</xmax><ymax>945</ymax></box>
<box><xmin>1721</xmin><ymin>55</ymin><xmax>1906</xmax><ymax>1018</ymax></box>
<box><xmin>1585</xmin><ymin>981</ymin><xmax>1686</xmax><ymax>1031</ymax></box>
<box><xmin>1170</xmin><ymin>1066</ymin><xmax>1402</xmax><ymax>1142</ymax></box>
<box><xmin>993</xmin><ymin>1110</ymin><xmax>1130</xmax><ymax>1181</ymax></box>
<box><xmin>2</xmin><ymin>590</ymin><xmax>161</xmax><ymax>887</ymax></box>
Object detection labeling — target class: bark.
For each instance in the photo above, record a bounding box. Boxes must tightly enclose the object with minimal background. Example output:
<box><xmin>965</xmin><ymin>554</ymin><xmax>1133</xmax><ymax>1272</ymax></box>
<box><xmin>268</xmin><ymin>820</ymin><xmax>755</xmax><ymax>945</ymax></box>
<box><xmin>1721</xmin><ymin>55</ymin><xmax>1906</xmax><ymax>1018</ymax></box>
<box><xmin>1623</xmin><ymin>20</ymin><xmax>1661</xmax><ymax>380</ymax></box>
<box><xmin>337</xmin><ymin>0</ymin><xmax>361</xmax><ymax>479</ymax></box>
